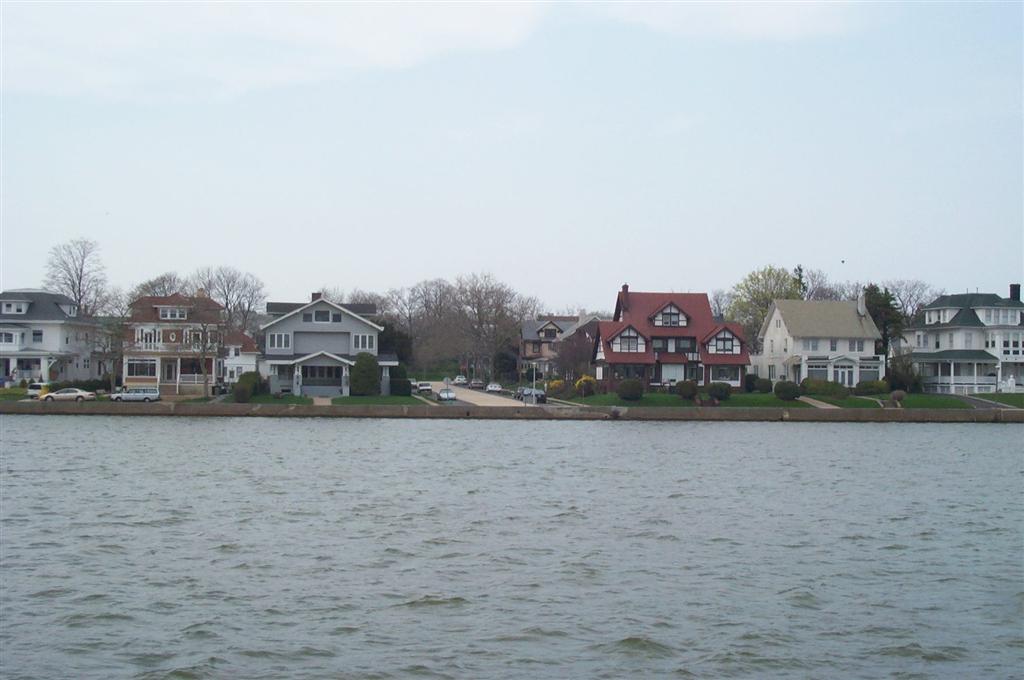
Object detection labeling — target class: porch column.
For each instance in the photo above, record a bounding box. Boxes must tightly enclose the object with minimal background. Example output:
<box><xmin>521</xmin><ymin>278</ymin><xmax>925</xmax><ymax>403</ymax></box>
<box><xmin>973</xmin><ymin>362</ymin><xmax>977</xmax><ymax>390</ymax></box>
<box><xmin>342</xmin><ymin>365</ymin><xmax>350</xmax><ymax>397</ymax></box>
<box><xmin>176</xmin><ymin>357</ymin><xmax>181</xmax><ymax>395</ymax></box>
<box><xmin>40</xmin><ymin>357</ymin><xmax>50</xmax><ymax>382</ymax></box>
<box><xmin>949</xmin><ymin>361</ymin><xmax>954</xmax><ymax>394</ymax></box>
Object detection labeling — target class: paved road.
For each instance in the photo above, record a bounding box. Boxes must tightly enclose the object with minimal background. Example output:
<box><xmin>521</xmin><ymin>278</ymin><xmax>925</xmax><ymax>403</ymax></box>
<box><xmin>428</xmin><ymin>383</ymin><xmax>521</xmax><ymax>407</ymax></box>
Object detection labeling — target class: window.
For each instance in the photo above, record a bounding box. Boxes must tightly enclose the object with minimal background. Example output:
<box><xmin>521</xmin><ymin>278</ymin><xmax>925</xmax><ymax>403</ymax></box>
<box><xmin>0</xmin><ymin>332</ymin><xmax>14</xmax><ymax>343</ymax></box>
<box><xmin>617</xmin><ymin>328</ymin><xmax>640</xmax><ymax>352</ymax></box>
<box><xmin>715</xmin><ymin>334</ymin><xmax>735</xmax><ymax>353</ymax></box>
<box><xmin>775</xmin><ymin>319</ymin><xmax>781</xmax><ymax>328</ymax></box>
<box><xmin>354</xmin><ymin>334</ymin><xmax>376</xmax><ymax>351</ymax></box>
<box><xmin>675</xmin><ymin>338</ymin><xmax>695</xmax><ymax>353</ymax></box>
<box><xmin>32</xmin><ymin>330</ymin><xmax>42</xmax><ymax>343</ymax></box>
<box><xmin>769</xmin><ymin>339</ymin><xmax>775</xmax><ymax>353</ymax></box>
<box><xmin>159</xmin><ymin>308</ymin><xmax>186</xmax><ymax>320</ymax></box>
<box><xmin>303</xmin><ymin>313</ymin><xmax>313</xmax><ymax>322</ymax></box>
<box><xmin>332</xmin><ymin>313</ymin><xmax>342</xmax><ymax>323</ymax></box>
<box><xmin>2</xmin><ymin>302</ymin><xmax>26</xmax><ymax>314</ymax></box>
<box><xmin>83</xmin><ymin>358</ymin><xmax>90</xmax><ymax>369</ymax></box>
<box><xmin>985</xmin><ymin>309</ymin><xmax>993</xmax><ymax>323</ymax></box>
<box><xmin>531</xmin><ymin>341</ymin><xmax>541</xmax><ymax>353</ymax></box>
<box><xmin>848</xmin><ymin>339</ymin><xmax>863</xmax><ymax>352</ymax></box>
<box><xmin>543</xmin><ymin>328</ymin><xmax>557</xmax><ymax>339</ymax></box>
<box><xmin>802</xmin><ymin>339</ymin><xmax>818</xmax><ymax>351</ymax></box>
<box><xmin>233</xmin><ymin>347</ymin><xmax>240</xmax><ymax>357</ymax></box>
<box><xmin>948</xmin><ymin>333</ymin><xmax>954</xmax><ymax>349</ymax></box>
<box><xmin>768</xmin><ymin>365</ymin><xmax>776</xmax><ymax>380</ymax></box>
<box><xmin>652</xmin><ymin>338</ymin><xmax>667</xmax><ymax>352</ymax></box>
<box><xmin>660</xmin><ymin>311</ymin><xmax>680</xmax><ymax>327</ymax></box>
<box><xmin>654</xmin><ymin>304</ymin><xmax>682</xmax><ymax>327</ymax></box>
<box><xmin>314</xmin><ymin>310</ymin><xmax>330</xmax><ymax>322</ymax></box>
<box><xmin>368</xmin><ymin>335</ymin><xmax>375</xmax><ymax>350</ymax></box>
<box><xmin>269</xmin><ymin>333</ymin><xmax>290</xmax><ymax>349</ymax></box>
<box><xmin>965</xmin><ymin>332</ymin><xmax>973</xmax><ymax>349</ymax></box>
<box><xmin>830</xmin><ymin>339</ymin><xmax>837</xmax><ymax>352</ymax></box>
<box><xmin>127</xmin><ymin>360</ymin><xmax>157</xmax><ymax>377</ymax></box>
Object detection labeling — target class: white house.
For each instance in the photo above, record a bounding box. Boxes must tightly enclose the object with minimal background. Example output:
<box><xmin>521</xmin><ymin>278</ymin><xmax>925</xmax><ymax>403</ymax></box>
<box><xmin>0</xmin><ymin>289</ymin><xmax>103</xmax><ymax>385</ymax></box>
<box><xmin>222</xmin><ymin>331</ymin><xmax>259</xmax><ymax>384</ymax></box>
<box><xmin>901</xmin><ymin>285</ymin><xmax>1024</xmax><ymax>394</ymax></box>
<box><xmin>752</xmin><ymin>297</ymin><xmax>884</xmax><ymax>386</ymax></box>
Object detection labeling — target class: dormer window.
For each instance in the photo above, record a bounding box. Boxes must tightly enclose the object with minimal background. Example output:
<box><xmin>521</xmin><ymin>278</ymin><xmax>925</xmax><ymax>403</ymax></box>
<box><xmin>613</xmin><ymin>328</ymin><xmax>643</xmax><ymax>352</ymax></box>
<box><xmin>542</xmin><ymin>328</ymin><xmax>557</xmax><ymax>339</ymax></box>
<box><xmin>653</xmin><ymin>304</ymin><xmax>684</xmax><ymax>327</ymax></box>
<box><xmin>159</xmin><ymin>307</ymin><xmax>187</xmax><ymax>320</ymax></box>
<box><xmin>2</xmin><ymin>302</ymin><xmax>26</xmax><ymax>314</ymax></box>
<box><xmin>715</xmin><ymin>333</ymin><xmax>735</xmax><ymax>353</ymax></box>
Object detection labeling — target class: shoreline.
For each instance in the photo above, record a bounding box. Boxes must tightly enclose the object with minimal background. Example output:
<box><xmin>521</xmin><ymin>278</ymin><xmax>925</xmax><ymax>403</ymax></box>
<box><xmin>1</xmin><ymin>401</ymin><xmax>1021</xmax><ymax>423</ymax></box>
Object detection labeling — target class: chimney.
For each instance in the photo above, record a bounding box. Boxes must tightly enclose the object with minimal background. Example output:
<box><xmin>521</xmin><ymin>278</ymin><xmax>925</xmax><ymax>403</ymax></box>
<box><xmin>311</xmin><ymin>292</ymin><xmax>322</xmax><ymax>302</ymax></box>
<box><xmin>195</xmin><ymin>288</ymin><xmax>208</xmax><ymax>298</ymax></box>
<box><xmin>856</xmin><ymin>293</ymin><xmax>867</xmax><ymax>317</ymax></box>
<box><xmin>1011</xmin><ymin>284</ymin><xmax>1021</xmax><ymax>302</ymax></box>
<box><xmin>620</xmin><ymin>283</ymin><xmax>629</xmax><ymax>311</ymax></box>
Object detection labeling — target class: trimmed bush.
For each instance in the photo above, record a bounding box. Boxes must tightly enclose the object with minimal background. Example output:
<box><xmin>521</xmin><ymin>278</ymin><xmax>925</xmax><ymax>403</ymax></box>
<box><xmin>755</xmin><ymin>378</ymin><xmax>773</xmax><ymax>393</ymax></box>
<box><xmin>743</xmin><ymin>373</ymin><xmax>758</xmax><ymax>393</ymax></box>
<box><xmin>232</xmin><ymin>382</ymin><xmax>253</xmax><ymax>403</ymax></box>
<box><xmin>707</xmin><ymin>382</ymin><xmax>732</xmax><ymax>401</ymax></box>
<box><xmin>390</xmin><ymin>378</ymin><xmax>412</xmax><ymax>396</ymax></box>
<box><xmin>18</xmin><ymin>379</ymin><xmax>27</xmax><ymax>388</ymax></box>
<box><xmin>854</xmin><ymin>379</ymin><xmax>889</xmax><ymax>396</ymax></box>
<box><xmin>891</xmin><ymin>389</ymin><xmax>906</xmax><ymax>403</ymax></box>
<box><xmin>774</xmin><ymin>380</ymin><xmax>800</xmax><ymax>401</ymax></box>
<box><xmin>236</xmin><ymin>371</ymin><xmax>264</xmax><ymax>395</ymax></box>
<box><xmin>616</xmin><ymin>379</ymin><xmax>643</xmax><ymax>401</ymax></box>
<box><xmin>800</xmin><ymin>378</ymin><xmax>850</xmax><ymax>398</ymax></box>
<box><xmin>575</xmin><ymin>375</ymin><xmax>597</xmax><ymax>397</ymax></box>
<box><xmin>675</xmin><ymin>380</ymin><xmax>698</xmax><ymax>400</ymax></box>
<box><xmin>350</xmin><ymin>352</ymin><xmax>380</xmax><ymax>396</ymax></box>
<box><xmin>391</xmin><ymin>364</ymin><xmax>408</xmax><ymax>381</ymax></box>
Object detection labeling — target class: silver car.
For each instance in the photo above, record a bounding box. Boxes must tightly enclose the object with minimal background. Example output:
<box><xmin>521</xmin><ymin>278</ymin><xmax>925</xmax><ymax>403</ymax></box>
<box><xmin>436</xmin><ymin>388</ymin><xmax>456</xmax><ymax>402</ymax></box>
<box><xmin>42</xmin><ymin>388</ymin><xmax>96</xmax><ymax>402</ymax></box>
<box><xmin>111</xmin><ymin>387</ymin><xmax>161</xmax><ymax>402</ymax></box>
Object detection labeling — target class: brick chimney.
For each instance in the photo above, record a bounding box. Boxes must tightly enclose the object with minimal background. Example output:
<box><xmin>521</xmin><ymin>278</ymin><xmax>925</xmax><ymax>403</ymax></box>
<box><xmin>311</xmin><ymin>292</ymin><xmax>322</xmax><ymax>301</ymax></box>
<box><xmin>1011</xmin><ymin>283</ymin><xmax>1021</xmax><ymax>302</ymax></box>
<box><xmin>620</xmin><ymin>283</ymin><xmax>629</xmax><ymax>311</ymax></box>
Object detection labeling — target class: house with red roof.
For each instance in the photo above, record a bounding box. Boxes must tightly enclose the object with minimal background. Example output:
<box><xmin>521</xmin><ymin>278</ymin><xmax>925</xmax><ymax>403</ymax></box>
<box><xmin>222</xmin><ymin>330</ymin><xmax>259</xmax><ymax>384</ymax></box>
<box><xmin>592</xmin><ymin>284</ymin><xmax>750</xmax><ymax>389</ymax></box>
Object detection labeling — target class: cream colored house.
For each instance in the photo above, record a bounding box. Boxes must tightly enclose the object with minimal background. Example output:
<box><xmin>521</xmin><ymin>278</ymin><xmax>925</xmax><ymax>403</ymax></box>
<box><xmin>752</xmin><ymin>297</ymin><xmax>884</xmax><ymax>386</ymax></box>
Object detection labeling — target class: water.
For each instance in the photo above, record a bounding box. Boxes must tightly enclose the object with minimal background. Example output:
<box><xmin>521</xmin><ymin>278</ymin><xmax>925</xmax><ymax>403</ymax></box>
<box><xmin>1</xmin><ymin>416</ymin><xmax>1021</xmax><ymax>679</ymax></box>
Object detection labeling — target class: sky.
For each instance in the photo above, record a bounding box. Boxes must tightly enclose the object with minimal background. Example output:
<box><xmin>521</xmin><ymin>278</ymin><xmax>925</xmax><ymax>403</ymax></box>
<box><xmin>1</xmin><ymin>1</ymin><xmax>1021</xmax><ymax>311</ymax></box>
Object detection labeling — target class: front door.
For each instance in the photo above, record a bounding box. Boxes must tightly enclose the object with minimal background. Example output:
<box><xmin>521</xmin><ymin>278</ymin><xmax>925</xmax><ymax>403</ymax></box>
<box><xmin>834</xmin><ymin>365</ymin><xmax>853</xmax><ymax>386</ymax></box>
<box><xmin>164</xmin><ymin>361</ymin><xmax>176</xmax><ymax>382</ymax></box>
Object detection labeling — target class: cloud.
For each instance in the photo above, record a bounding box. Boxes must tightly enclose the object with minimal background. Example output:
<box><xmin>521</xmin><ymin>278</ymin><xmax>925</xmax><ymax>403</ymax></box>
<box><xmin>595</xmin><ymin>2</ymin><xmax>862</xmax><ymax>41</ymax></box>
<box><xmin>1</xmin><ymin>2</ymin><xmax>547</xmax><ymax>97</ymax></box>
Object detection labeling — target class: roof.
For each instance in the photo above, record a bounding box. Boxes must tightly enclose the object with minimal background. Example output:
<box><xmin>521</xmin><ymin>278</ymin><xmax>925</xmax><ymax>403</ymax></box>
<box><xmin>521</xmin><ymin>314</ymin><xmax>605</xmax><ymax>341</ymax></box>
<box><xmin>266</xmin><ymin>301</ymin><xmax>377</xmax><ymax>316</ymax></box>
<box><xmin>596</xmin><ymin>289</ymin><xmax>749</xmax><ymax>367</ymax></box>
<box><xmin>261</xmin><ymin>298</ymin><xmax>383</xmax><ymax>331</ymax></box>
<box><xmin>910</xmin><ymin>350</ymin><xmax>999</xmax><ymax>362</ymax></box>
<box><xmin>0</xmin><ymin>290</ymin><xmax>86</xmax><ymax>322</ymax></box>
<box><xmin>923</xmin><ymin>293</ymin><xmax>1024</xmax><ymax>310</ymax></box>
<box><xmin>223</xmin><ymin>331</ymin><xmax>259</xmax><ymax>353</ymax></box>
<box><xmin>764</xmin><ymin>300</ymin><xmax>881</xmax><ymax>340</ymax></box>
<box><xmin>262</xmin><ymin>351</ymin><xmax>400</xmax><ymax>366</ymax></box>
<box><xmin>128</xmin><ymin>293</ymin><xmax>224</xmax><ymax>324</ymax></box>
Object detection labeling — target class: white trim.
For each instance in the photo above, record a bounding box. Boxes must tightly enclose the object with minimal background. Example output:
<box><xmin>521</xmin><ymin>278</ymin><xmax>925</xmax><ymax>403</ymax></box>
<box><xmin>266</xmin><ymin>350</ymin><xmax>357</xmax><ymax>366</ymax></box>
<box><xmin>261</xmin><ymin>299</ymin><xmax>383</xmax><ymax>331</ymax></box>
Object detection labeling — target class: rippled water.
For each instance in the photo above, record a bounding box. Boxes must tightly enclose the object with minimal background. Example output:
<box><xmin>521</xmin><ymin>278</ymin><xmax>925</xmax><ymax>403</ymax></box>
<box><xmin>1</xmin><ymin>416</ymin><xmax>1021</xmax><ymax>678</ymax></box>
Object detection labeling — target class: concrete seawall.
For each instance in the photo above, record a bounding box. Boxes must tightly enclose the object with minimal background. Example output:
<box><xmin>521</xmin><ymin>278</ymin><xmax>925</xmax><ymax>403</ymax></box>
<box><xmin>1</xmin><ymin>401</ymin><xmax>1022</xmax><ymax>423</ymax></box>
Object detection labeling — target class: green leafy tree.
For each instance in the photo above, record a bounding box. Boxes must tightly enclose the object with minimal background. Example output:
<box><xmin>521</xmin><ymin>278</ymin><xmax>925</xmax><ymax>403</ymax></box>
<box><xmin>863</xmin><ymin>284</ymin><xmax>904</xmax><ymax>363</ymax></box>
<box><xmin>727</xmin><ymin>266</ymin><xmax>803</xmax><ymax>350</ymax></box>
<box><xmin>350</xmin><ymin>352</ymin><xmax>380</xmax><ymax>396</ymax></box>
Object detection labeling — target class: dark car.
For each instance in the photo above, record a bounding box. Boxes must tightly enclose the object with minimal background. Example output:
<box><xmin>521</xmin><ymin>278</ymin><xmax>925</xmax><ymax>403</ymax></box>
<box><xmin>519</xmin><ymin>388</ymin><xmax>546</xmax><ymax>404</ymax></box>
<box><xmin>469</xmin><ymin>379</ymin><xmax>485</xmax><ymax>390</ymax></box>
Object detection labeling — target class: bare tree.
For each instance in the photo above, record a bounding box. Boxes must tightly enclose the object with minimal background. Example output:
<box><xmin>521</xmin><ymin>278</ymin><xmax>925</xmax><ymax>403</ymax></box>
<box><xmin>710</xmin><ymin>289</ymin><xmax>733</xmax><ymax>318</ymax></box>
<box><xmin>44</xmin><ymin>238</ymin><xmax>109</xmax><ymax>316</ymax></box>
<box><xmin>553</xmin><ymin>331</ymin><xmax>594</xmax><ymax>381</ymax></box>
<box><xmin>189</xmin><ymin>266</ymin><xmax>265</xmax><ymax>331</ymax></box>
<box><xmin>884</xmin><ymin>279</ymin><xmax>942</xmax><ymax>320</ymax></box>
<box><xmin>91</xmin><ymin>287</ymin><xmax>131</xmax><ymax>393</ymax></box>
<box><xmin>130</xmin><ymin>272</ymin><xmax>184</xmax><ymax>300</ymax></box>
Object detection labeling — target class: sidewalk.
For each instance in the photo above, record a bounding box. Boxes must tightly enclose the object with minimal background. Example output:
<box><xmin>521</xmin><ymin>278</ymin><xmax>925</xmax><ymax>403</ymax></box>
<box><xmin>797</xmin><ymin>396</ymin><xmax>839</xmax><ymax>409</ymax></box>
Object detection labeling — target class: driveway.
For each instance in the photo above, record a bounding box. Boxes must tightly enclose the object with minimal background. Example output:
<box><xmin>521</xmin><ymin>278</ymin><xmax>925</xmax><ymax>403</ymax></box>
<box><xmin>428</xmin><ymin>383</ymin><xmax>520</xmax><ymax>407</ymax></box>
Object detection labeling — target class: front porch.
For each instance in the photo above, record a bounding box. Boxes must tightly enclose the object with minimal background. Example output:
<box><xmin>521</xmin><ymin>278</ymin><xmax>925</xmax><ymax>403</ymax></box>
<box><xmin>267</xmin><ymin>357</ymin><xmax>351</xmax><ymax>398</ymax></box>
<box><xmin>789</xmin><ymin>355</ymin><xmax>884</xmax><ymax>387</ymax></box>
<box><xmin>912</xmin><ymin>351</ymin><xmax>1012</xmax><ymax>394</ymax></box>
<box><xmin>1</xmin><ymin>354</ymin><xmax>77</xmax><ymax>385</ymax></box>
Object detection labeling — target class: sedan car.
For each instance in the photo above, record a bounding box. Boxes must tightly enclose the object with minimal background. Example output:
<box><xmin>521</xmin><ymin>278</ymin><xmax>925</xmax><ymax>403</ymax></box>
<box><xmin>42</xmin><ymin>388</ymin><xmax>96</xmax><ymax>402</ymax></box>
<box><xmin>469</xmin><ymin>379</ymin><xmax>485</xmax><ymax>390</ymax></box>
<box><xmin>417</xmin><ymin>381</ymin><xmax>433</xmax><ymax>394</ymax></box>
<box><xmin>485</xmin><ymin>382</ymin><xmax>502</xmax><ymax>393</ymax></box>
<box><xmin>453</xmin><ymin>375</ymin><xmax>468</xmax><ymax>385</ymax></box>
<box><xmin>436</xmin><ymin>388</ymin><xmax>456</xmax><ymax>402</ymax></box>
<box><xmin>520</xmin><ymin>388</ymin><xmax>547</xmax><ymax>404</ymax></box>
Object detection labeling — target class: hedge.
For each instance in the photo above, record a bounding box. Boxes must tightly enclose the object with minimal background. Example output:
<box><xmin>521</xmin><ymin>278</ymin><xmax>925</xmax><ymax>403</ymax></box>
<box><xmin>774</xmin><ymin>380</ymin><xmax>800</xmax><ymax>401</ymax></box>
<box><xmin>854</xmin><ymin>379</ymin><xmax>889</xmax><ymax>396</ymax></box>
<box><xmin>350</xmin><ymin>353</ymin><xmax>380</xmax><ymax>396</ymax></box>
<box><xmin>800</xmin><ymin>378</ymin><xmax>850</xmax><ymax>398</ymax></box>
<box><xmin>675</xmin><ymin>380</ymin><xmax>698</xmax><ymax>400</ymax></box>
<box><xmin>616</xmin><ymin>379</ymin><xmax>643</xmax><ymax>401</ymax></box>
<box><xmin>390</xmin><ymin>378</ymin><xmax>413</xmax><ymax>397</ymax></box>
<box><xmin>233</xmin><ymin>382</ymin><xmax>253</xmax><ymax>403</ymax></box>
<box><xmin>755</xmin><ymin>378</ymin><xmax>773</xmax><ymax>393</ymax></box>
<box><xmin>743</xmin><ymin>374</ymin><xmax>758</xmax><ymax>393</ymax></box>
<box><xmin>707</xmin><ymin>382</ymin><xmax>732</xmax><ymax>401</ymax></box>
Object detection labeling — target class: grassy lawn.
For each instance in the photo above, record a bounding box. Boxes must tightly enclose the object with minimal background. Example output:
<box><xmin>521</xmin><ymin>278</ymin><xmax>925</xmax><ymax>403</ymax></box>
<box><xmin>222</xmin><ymin>393</ymin><xmax>313</xmax><ymax>405</ymax></box>
<box><xmin>971</xmin><ymin>393</ymin><xmax>1024</xmax><ymax>408</ymax></box>
<box><xmin>720</xmin><ymin>393</ymin><xmax>811</xmax><ymax>408</ymax></box>
<box><xmin>571</xmin><ymin>393</ymin><xmax>697</xmax><ymax>408</ymax></box>
<box><xmin>810</xmin><ymin>395</ymin><xmax>881</xmax><ymax>409</ymax></box>
<box><xmin>331</xmin><ymin>395</ymin><xmax>423</xmax><ymax>406</ymax></box>
<box><xmin>861</xmin><ymin>393</ymin><xmax>972</xmax><ymax>409</ymax></box>
<box><xmin>0</xmin><ymin>388</ymin><xmax>28</xmax><ymax>401</ymax></box>
<box><xmin>183</xmin><ymin>396</ymin><xmax>213</xmax><ymax>403</ymax></box>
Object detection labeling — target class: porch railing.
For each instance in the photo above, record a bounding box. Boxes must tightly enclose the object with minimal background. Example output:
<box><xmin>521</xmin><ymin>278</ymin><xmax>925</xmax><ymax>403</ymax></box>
<box><xmin>922</xmin><ymin>376</ymin><xmax>997</xmax><ymax>385</ymax></box>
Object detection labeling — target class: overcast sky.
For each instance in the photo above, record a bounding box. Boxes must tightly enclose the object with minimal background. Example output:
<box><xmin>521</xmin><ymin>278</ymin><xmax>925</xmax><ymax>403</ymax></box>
<box><xmin>1</xmin><ymin>2</ymin><xmax>1021</xmax><ymax>310</ymax></box>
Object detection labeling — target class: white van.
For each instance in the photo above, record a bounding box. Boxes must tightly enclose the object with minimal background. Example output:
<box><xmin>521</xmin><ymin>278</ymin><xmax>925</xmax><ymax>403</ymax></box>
<box><xmin>26</xmin><ymin>382</ymin><xmax>49</xmax><ymax>399</ymax></box>
<box><xmin>111</xmin><ymin>387</ymin><xmax>161</xmax><ymax>402</ymax></box>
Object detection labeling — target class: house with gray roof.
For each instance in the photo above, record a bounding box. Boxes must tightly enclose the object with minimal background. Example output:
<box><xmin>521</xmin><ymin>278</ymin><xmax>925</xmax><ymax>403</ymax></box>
<box><xmin>258</xmin><ymin>293</ymin><xmax>398</xmax><ymax>397</ymax></box>
<box><xmin>900</xmin><ymin>284</ymin><xmax>1023</xmax><ymax>394</ymax></box>
<box><xmin>0</xmin><ymin>289</ymin><xmax>104</xmax><ymax>385</ymax></box>
<box><xmin>752</xmin><ymin>297</ymin><xmax>884</xmax><ymax>386</ymax></box>
<box><xmin>519</xmin><ymin>313</ymin><xmax>603</xmax><ymax>380</ymax></box>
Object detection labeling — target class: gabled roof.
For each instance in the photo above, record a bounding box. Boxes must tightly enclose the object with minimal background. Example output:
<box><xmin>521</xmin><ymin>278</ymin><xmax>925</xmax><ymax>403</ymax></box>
<box><xmin>223</xmin><ymin>331</ymin><xmax>259</xmax><ymax>353</ymax></box>
<box><xmin>922</xmin><ymin>293</ymin><xmax>1024</xmax><ymax>310</ymax></box>
<box><xmin>0</xmin><ymin>289</ymin><xmax>87</xmax><ymax>322</ymax></box>
<box><xmin>761</xmin><ymin>300</ymin><xmax>881</xmax><ymax>341</ymax></box>
<box><xmin>128</xmin><ymin>293</ymin><xmax>224</xmax><ymax>324</ymax></box>
<box><xmin>701</xmin><ymin>322</ymin><xmax>744</xmax><ymax>344</ymax></box>
<box><xmin>266</xmin><ymin>301</ymin><xmax>377</xmax><ymax>316</ymax></box>
<box><xmin>260</xmin><ymin>298</ymin><xmax>384</xmax><ymax>331</ymax></box>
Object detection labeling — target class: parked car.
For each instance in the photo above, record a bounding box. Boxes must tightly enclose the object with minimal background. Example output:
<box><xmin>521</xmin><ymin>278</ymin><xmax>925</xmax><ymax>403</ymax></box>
<box><xmin>436</xmin><ymin>388</ymin><xmax>456</xmax><ymax>402</ymax></box>
<box><xmin>111</xmin><ymin>387</ymin><xmax>161</xmax><ymax>402</ymax></box>
<box><xmin>485</xmin><ymin>382</ymin><xmax>502</xmax><ymax>393</ymax></box>
<box><xmin>417</xmin><ymin>381</ymin><xmax>433</xmax><ymax>394</ymax></box>
<box><xmin>26</xmin><ymin>382</ymin><xmax>49</xmax><ymax>399</ymax></box>
<box><xmin>514</xmin><ymin>386</ymin><xmax>526</xmax><ymax>400</ymax></box>
<box><xmin>520</xmin><ymin>388</ymin><xmax>547</xmax><ymax>404</ymax></box>
<box><xmin>469</xmin><ymin>379</ymin><xmax>485</xmax><ymax>390</ymax></box>
<box><xmin>453</xmin><ymin>375</ymin><xmax>468</xmax><ymax>385</ymax></box>
<box><xmin>42</xmin><ymin>388</ymin><xmax>96</xmax><ymax>402</ymax></box>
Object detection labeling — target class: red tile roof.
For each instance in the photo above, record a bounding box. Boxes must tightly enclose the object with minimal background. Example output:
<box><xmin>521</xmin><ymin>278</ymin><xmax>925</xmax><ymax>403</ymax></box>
<box><xmin>223</xmin><ymin>331</ymin><xmax>258</xmax><ymax>353</ymax></box>
<box><xmin>128</xmin><ymin>293</ymin><xmax>224</xmax><ymax>324</ymax></box>
<box><xmin>596</xmin><ymin>289</ymin><xmax>749</xmax><ymax>368</ymax></box>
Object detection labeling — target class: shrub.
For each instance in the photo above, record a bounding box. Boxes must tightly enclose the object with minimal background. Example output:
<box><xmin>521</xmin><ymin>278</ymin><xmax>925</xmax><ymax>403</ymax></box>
<box><xmin>575</xmin><ymin>375</ymin><xmax>597</xmax><ymax>397</ymax></box>
<box><xmin>391</xmin><ymin>364</ymin><xmax>408</xmax><ymax>382</ymax></box>
<box><xmin>854</xmin><ymin>379</ymin><xmax>889</xmax><ymax>396</ymax></box>
<box><xmin>888</xmin><ymin>357</ymin><xmax>923</xmax><ymax>393</ymax></box>
<box><xmin>707</xmin><ymin>382</ymin><xmax>732</xmax><ymax>401</ymax></box>
<box><xmin>675</xmin><ymin>380</ymin><xmax>698</xmax><ymax>400</ymax></box>
<box><xmin>774</xmin><ymin>380</ymin><xmax>800</xmax><ymax>401</ymax></box>
<box><xmin>233</xmin><ymin>382</ymin><xmax>253</xmax><ymax>403</ymax></box>
<box><xmin>755</xmin><ymin>378</ymin><xmax>773</xmax><ymax>393</ymax></box>
<box><xmin>743</xmin><ymin>374</ymin><xmax>758</xmax><ymax>393</ymax></box>
<box><xmin>800</xmin><ymin>378</ymin><xmax>850</xmax><ymax>398</ymax></box>
<box><xmin>891</xmin><ymin>389</ymin><xmax>906</xmax><ymax>403</ymax></box>
<box><xmin>390</xmin><ymin>377</ymin><xmax>412</xmax><ymax>396</ymax></box>
<box><xmin>18</xmin><ymin>379</ymin><xmax>27</xmax><ymax>388</ymax></box>
<box><xmin>548</xmin><ymin>379</ymin><xmax>565</xmax><ymax>394</ymax></box>
<box><xmin>236</xmin><ymin>371</ymin><xmax>264</xmax><ymax>395</ymax></box>
<box><xmin>616</xmin><ymin>379</ymin><xmax>643</xmax><ymax>401</ymax></box>
<box><xmin>350</xmin><ymin>352</ymin><xmax>380</xmax><ymax>396</ymax></box>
